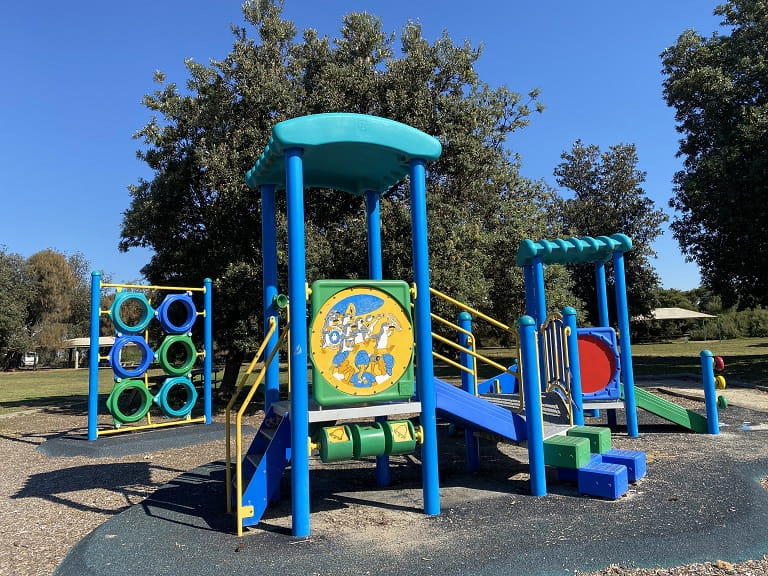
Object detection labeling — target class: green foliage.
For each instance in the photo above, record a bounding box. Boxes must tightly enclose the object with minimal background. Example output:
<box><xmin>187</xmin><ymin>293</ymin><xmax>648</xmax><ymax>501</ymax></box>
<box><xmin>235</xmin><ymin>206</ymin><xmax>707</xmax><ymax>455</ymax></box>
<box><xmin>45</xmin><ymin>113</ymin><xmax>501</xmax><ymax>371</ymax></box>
<box><xmin>0</xmin><ymin>247</ymin><xmax>33</xmax><ymax>367</ymax></box>
<box><xmin>661</xmin><ymin>0</ymin><xmax>768</xmax><ymax>309</ymax></box>
<box><xmin>0</xmin><ymin>248</ymin><xmax>90</xmax><ymax>369</ymax></box>
<box><xmin>26</xmin><ymin>249</ymin><xmax>77</xmax><ymax>350</ymax></box>
<box><xmin>122</xmin><ymin>1</ymin><xmax>562</xmax><ymax>389</ymax></box>
<box><xmin>655</xmin><ymin>288</ymin><xmax>697</xmax><ymax>310</ymax></box>
<box><xmin>691</xmin><ymin>307</ymin><xmax>768</xmax><ymax>340</ymax></box>
<box><xmin>553</xmin><ymin>141</ymin><xmax>668</xmax><ymax>322</ymax></box>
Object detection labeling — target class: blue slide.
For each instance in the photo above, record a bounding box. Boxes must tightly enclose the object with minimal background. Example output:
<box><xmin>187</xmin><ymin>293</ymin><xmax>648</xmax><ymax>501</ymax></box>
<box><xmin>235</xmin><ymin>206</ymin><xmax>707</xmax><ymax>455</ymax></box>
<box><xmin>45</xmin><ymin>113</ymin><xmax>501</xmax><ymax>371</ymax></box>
<box><xmin>433</xmin><ymin>377</ymin><xmax>528</xmax><ymax>442</ymax></box>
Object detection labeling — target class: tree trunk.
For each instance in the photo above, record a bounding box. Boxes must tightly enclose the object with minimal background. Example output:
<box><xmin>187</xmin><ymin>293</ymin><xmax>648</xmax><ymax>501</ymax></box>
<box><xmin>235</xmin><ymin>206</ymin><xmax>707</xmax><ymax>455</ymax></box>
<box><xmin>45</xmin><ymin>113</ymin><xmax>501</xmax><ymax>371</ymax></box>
<box><xmin>218</xmin><ymin>349</ymin><xmax>246</xmax><ymax>399</ymax></box>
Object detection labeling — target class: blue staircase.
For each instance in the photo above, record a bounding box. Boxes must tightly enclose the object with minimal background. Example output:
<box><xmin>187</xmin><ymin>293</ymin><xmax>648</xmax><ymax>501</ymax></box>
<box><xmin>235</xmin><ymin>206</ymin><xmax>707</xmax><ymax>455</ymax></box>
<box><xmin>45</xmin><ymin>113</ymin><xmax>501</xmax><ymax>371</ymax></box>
<box><xmin>233</xmin><ymin>407</ymin><xmax>292</xmax><ymax>530</ymax></box>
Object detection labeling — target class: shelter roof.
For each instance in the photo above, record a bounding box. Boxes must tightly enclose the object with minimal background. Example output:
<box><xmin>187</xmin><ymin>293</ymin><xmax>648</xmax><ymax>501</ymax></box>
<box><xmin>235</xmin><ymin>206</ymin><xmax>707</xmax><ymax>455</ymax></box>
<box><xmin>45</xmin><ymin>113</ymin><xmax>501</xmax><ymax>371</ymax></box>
<box><xmin>245</xmin><ymin>113</ymin><xmax>442</xmax><ymax>196</ymax></box>
<box><xmin>63</xmin><ymin>337</ymin><xmax>115</xmax><ymax>348</ymax></box>
<box><xmin>636</xmin><ymin>307</ymin><xmax>717</xmax><ymax>321</ymax></box>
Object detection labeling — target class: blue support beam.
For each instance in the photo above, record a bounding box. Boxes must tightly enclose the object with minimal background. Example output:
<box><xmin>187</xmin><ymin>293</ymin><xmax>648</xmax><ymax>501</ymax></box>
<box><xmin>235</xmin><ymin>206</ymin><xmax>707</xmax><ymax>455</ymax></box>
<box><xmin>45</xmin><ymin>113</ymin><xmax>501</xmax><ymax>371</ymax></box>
<box><xmin>410</xmin><ymin>158</ymin><xmax>440</xmax><ymax>516</ymax></box>
<box><xmin>261</xmin><ymin>184</ymin><xmax>281</xmax><ymax>413</ymax></box>
<box><xmin>87</xmin><ymin>271</ymin><xmax>101</xmax><ymax>441</ymax></box>
<box><xmin>285</xmin><ymin>148</ymin><xmax>311</xmax><ymax>538</ymax></box>
<box><xmin>613</xmin><ymin>250</ymin><xmax>638</xmax><ymax>438</ymax></box>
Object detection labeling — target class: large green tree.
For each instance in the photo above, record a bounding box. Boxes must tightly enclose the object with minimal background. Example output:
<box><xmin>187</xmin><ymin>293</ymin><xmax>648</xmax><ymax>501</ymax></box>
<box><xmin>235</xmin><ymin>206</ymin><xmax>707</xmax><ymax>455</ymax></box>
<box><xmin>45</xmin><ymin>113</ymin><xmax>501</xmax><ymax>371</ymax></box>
<box><xmin>0</xmin><ymin>247</ymin><xmax>89</xmax><ymax>369</ymax></box>
<box><xmin>553</xmin><ymin>140</ymin><xmax>668</xmax><ymax>323</ymax></box>
<box><xmin>26</xmin><ymin>249</ymin><xmax>77</xmax><ymax>350</ymax></box>
<box><xmin>122</xmin><ymin>1</ymin><xmax>563</xmax><ymax>392</ymax></box>
<box><xmin>661</xmin><ymin>0</ymin><xmax>768</xmax><ymax>308</ymax></box>
<box><xmin>0</xmin><ymin>247</ymin><xmax>33</xmax><ymax>369</ymax></box>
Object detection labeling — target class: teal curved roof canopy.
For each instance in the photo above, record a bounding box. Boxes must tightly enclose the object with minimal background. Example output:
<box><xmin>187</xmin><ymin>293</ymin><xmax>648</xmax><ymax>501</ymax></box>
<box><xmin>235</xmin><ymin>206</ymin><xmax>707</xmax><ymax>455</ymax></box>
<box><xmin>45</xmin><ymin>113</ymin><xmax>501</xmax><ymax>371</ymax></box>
<box><xmin>245</xmin><ymin>113</ymin><xmax>443</xmax><ymax>195</ymax></box>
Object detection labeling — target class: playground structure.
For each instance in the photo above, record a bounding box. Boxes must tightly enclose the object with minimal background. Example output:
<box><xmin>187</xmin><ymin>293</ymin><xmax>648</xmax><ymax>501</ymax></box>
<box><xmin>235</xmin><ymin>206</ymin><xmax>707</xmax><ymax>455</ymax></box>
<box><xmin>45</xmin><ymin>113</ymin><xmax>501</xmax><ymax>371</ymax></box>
<box><xmin>514</xmin><ymin>235</ymin><xmax>722</xmax><ymax>436</ymax></box>
<box><xmin>86</xmin><ymin>273</ymin><xmax>213</xmax><ymax>441</ymax></box>
<box><xmin>224</xmin><ymin>113</ymin><xmax>722</xmax><ymax>538</ymax></box>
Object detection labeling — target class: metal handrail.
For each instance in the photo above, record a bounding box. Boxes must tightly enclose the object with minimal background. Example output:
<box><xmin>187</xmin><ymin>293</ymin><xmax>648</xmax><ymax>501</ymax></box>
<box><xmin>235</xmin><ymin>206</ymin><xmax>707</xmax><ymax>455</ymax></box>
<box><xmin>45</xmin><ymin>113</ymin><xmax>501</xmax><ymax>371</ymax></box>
<box><xmin>430</xmin><ymin>287</ymin><xmax>517</xmax><ymax>335</ymax></box>
<box><xmin>225</xmin><ymin>317</ymin><xmax>278</xmax><ymax>513</ymax></box>
<box><xmin>540</xmin><ymin>313</ymin><xmax>574</xmax><ymax>424</ymax></box>
<box><xmin>429</xmin><ymin>288</ymin><xmax>519</xmax><ymax>399</ymax></box>
<box><xmin>233</xmin><ymin>330</ymin><xmax>288</xmax><ymax>535</ymax></box>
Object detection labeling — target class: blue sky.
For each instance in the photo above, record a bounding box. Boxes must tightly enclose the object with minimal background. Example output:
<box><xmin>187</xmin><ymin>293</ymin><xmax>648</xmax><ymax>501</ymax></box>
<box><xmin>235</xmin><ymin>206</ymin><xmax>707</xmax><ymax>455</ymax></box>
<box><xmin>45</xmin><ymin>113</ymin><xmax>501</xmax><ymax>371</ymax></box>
<box><xmin>1</xmin><ymin>1</ymin><xmax>722</xmax><ymax>289</ymax></box>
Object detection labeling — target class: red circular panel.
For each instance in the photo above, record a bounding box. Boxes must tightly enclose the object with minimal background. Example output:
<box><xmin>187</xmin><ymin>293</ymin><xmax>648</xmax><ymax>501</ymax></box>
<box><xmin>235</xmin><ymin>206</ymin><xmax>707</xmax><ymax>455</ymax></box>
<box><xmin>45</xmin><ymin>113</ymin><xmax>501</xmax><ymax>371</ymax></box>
<box><xmin>577</xmin><ymin>335</ymin><xmax>616</xmax><ymax>394</ymax></box>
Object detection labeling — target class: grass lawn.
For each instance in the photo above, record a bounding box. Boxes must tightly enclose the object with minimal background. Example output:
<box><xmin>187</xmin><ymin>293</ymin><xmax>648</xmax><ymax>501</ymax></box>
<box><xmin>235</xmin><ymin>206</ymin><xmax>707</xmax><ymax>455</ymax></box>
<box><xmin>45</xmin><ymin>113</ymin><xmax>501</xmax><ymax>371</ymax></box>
<box><xmin>0</xmin><ymin>368</ymin><xmax>116</xmax><ymax>415</ymax></box>
<box><xmin>2</xmin><ymin>337</ymin><xmax>767</xmax><ymax>416</ymax></box>
<box><xmin>632</xmin><ymin>337</ymin><xmax>768</xmax><ymax>383</ymax></box>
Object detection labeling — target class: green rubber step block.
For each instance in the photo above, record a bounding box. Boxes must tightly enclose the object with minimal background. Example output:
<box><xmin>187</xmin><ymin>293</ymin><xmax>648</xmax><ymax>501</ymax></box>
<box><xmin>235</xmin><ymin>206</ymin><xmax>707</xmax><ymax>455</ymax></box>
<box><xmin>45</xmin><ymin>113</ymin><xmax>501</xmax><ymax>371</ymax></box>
<box><xmin>544</xmin><ymin>435</ymin><xmax>591</xmax><ymax>469</ymax></box>
<box><xmin>567</xmin><ymin>425</ymin><xmax>612</xmax><ymax>454</ymax></box>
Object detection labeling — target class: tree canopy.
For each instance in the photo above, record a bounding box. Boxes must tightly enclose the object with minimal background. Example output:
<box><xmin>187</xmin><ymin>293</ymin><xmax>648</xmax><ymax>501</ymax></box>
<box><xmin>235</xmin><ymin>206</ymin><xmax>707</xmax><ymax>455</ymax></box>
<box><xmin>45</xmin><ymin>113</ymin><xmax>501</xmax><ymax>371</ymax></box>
<box><xmin>0</xmin><ymin>248</ymin><xmax>33</xmax><ymax>368</ymax></box>
<box><xmin>661</xmin><ymin>0</ymin><xmax>768</xmax><ymax>309</ymax></box>
<box><xmin>122</xmin><ymin>1</ymin><xmax>564</xmax><ymax>389</ymax></box>
<box><xmin>0</xmin><ymin>247</ymin><xmax>90</xmax><ymax>369</ymax></box>
<box><xmin>553</xmin><ymin>140</ymin><xmax>668</xmax><ymax>322</ymax></box>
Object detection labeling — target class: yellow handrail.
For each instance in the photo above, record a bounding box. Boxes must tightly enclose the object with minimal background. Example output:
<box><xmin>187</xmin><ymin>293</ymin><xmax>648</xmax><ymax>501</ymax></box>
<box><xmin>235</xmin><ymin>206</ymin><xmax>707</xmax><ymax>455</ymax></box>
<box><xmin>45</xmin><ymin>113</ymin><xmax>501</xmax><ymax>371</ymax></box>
<box><xmin>430</xmin><ymin>287</ymin><xmax>517</xmax><ymax>335</ymax></box>
<box><xmin>429</xmin><ymin>288</ymin><xmax>519</xmax><ymax>400</ymax></box>
<box><xmin>232</xmin><ymin>330</ymin><xmax>288</xmax><ymax>535</ymax></box>
<box><xmin>225</xmin><ymin>317</ymin><xmax>278</xmax><ymax>513</ymax></box>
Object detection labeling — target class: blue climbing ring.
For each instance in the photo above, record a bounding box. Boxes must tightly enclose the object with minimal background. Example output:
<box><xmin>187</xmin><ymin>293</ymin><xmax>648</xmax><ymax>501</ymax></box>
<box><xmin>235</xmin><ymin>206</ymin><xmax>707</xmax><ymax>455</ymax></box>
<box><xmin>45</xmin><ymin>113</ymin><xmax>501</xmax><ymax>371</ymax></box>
<box><xmin>109</xmin><ymin>335</ymin><xmax>154</xmax><ymax>379</ymax></box>
<box><xmin>156</xmin><ymin>334</ymin><xmax>198</xmax><ymax>376</ymax></box>
<box><xmin>156</xmin><ymin>293</ymin><xmax>197</xmax><ymax>335</ymax></box>
<box><xmin>154</xmin><ymin>376</ymin><xmax>198</xmax><ymax>418</ymax></box>
<box><xmin>110</xmin><ymin>292</ymin><xmax>155</xmax><ymax>335</ymax></box>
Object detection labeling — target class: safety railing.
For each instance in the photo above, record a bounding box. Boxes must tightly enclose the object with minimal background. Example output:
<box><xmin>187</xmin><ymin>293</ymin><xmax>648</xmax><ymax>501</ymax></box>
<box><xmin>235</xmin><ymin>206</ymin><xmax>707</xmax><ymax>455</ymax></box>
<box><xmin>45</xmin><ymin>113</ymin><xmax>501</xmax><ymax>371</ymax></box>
<box><xmin>540</xmin><ymin>313</ymin><xmax>574</xmax><ymax>425</ymax></box>
<box><xmin>429</xmin><ymin>287</ymin><xmax>521</xmax><ymax>403</ymax></box>
<box><xmin>225</xmin><ymin>317</ymin><xmax>289</xmax><ymax>517</ymax></box>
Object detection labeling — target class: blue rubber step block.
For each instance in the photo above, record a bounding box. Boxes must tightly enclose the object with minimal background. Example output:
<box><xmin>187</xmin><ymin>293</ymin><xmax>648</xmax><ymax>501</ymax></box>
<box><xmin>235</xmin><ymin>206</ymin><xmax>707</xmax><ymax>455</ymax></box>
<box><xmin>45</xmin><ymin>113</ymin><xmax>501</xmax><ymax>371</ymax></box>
<box><xmin>577</xmin><ymin>462</ymin><xmax>628</xmax><ymax>500</ymax></box>
<box><xmin>601</xmin><ymin>449</ymin><xmax>647</xmax><ymax>483</ymax></box>
<box><xmin>557</xmin><ymin>453</ymin><xmax>602</xmax><ymax>483</ymax></box>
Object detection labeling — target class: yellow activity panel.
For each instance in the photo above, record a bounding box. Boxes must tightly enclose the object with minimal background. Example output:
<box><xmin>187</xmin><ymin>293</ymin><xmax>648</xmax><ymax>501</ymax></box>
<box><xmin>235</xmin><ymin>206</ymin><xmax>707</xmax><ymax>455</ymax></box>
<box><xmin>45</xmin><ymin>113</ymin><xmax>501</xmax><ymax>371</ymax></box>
<box><xmin>309</xmin><ymin>280</ymin><xmax>414</xmax><ymax>406</ymax></box>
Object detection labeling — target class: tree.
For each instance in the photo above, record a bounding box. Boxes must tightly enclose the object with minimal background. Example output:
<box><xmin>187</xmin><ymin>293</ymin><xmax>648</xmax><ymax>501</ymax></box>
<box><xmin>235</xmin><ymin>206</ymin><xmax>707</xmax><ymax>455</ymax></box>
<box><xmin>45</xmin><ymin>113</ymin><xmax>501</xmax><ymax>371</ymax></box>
<box><xmin>122</xmin><ymin>1</ymin><xmax>561</xmax><ymax>393</ymax></box>
<box><xmin>661</xmin><ymin>0</ymin><xmax>768</xmax><ymax>309</ymax></box>
<box><xmin>26</xmin><ymin>249</ymin><xmax>78</xmax><ymax>354</ymax></box>
<box><xmin>0</xmin><ymin>248</ymin><xmax>91</xmax><ymax>369</ymax></box>
<box><xmin>66</xmin><ymin>252</ymin><xmax>93</xmax><ymax>339</ymax></box>
<box><xmin>0</xmin><ymin>247</ymin><xmax>33</xmax><ymax>369</ymax></box>
<box><xmin>553</xmin><ymin>140</ymin><xmax>668</xmax><ymax>323</ymax></box>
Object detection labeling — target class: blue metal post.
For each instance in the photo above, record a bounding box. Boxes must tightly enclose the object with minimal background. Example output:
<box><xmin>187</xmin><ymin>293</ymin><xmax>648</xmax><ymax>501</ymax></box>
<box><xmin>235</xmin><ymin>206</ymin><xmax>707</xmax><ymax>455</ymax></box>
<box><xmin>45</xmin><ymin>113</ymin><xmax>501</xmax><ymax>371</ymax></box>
<box><xmin>410</xmin><ymin>158</ymin><xmax>440</xmax><ymax>516</ymax></box>
<box><xmin>700</xmin><ymin>350</ymin><xmax>720</xmax><ymax>435</ymax></box>
<box><xmin>366</xmin><ymin>189</ymin><xmax>390</xmax><ymax>486</ymax></box>
<box><xmin>286</xmin><ymin>148</ymin><xmax>310</xmax><ymax>537</ymax></box>
<box><xmin>523</xmin><ymin>264</ymin><xmax>536</xmax><ymax>318</ymax></box>
<box><xmin>366</xmin><ymin>190</ymin><xmax>383</xmax><ymax>280</ymax></box>
<box><xmin>562</xmin><ymin>306</ymin><xmax>584</xmax><ymax>426</ymax></box>
<box><xmin>533</xmin><ymin>256</ymin><xmax>547</xmax><ymax>327</ymax></box>
<box><xmin>458</xmin><ymin>311</ymin><xmax>480</xmax><ymax>471</ymax></box>
<box><xmin>594</xmin><ymin>261</ymin><xmax>609</xmax><ymax>328</ymax></box>
<box><xmin>87</xmin><ymin>271</ymin><xmax>101</xmax><ymax>441</ymax></box>
<box><xmin>593</xmin><ymin>262</ymin><xmax>610</xmax><ymax>421</ymax></box>
<box><xmin>261</xmin><ymin>184</ymin><xmax>281</xmax><ymax>412</ymax></box>
<box><xmin>613</xmin><ymin>251</ymin><xmax>638</xmax><ymax>437</ymax></box>
<box><xmin>519</xmin><ymin>316</ymin><xmax>546</xmax><ymax>496</ymax></box>
<box><xmin>533</xmin><ymin>256</ymin><xmax>548</xmax><ymax>392</ymax></box>
<box><xmin>203</xmin><ymin>277</ymin><xmax>213</xmax><ymax>424</ymax></box>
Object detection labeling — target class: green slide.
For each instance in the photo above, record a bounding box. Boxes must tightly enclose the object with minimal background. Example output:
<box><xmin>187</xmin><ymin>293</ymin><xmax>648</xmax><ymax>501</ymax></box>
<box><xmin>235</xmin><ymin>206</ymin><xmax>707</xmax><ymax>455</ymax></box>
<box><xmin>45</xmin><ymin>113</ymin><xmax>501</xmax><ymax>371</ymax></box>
<box><xmin>632</xmin><ymin>386</ymin><xmax>709</xmax><ymax>433</ymax></box>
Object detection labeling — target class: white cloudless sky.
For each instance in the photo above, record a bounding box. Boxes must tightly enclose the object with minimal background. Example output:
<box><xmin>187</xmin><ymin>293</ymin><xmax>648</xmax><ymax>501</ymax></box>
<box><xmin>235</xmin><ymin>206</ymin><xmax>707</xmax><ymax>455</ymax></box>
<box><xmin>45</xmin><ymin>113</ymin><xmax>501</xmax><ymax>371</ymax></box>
<box><xmin>1</xmin><ymin>1</ymin><xmax>722</xmax><ymax>289</ymax></box>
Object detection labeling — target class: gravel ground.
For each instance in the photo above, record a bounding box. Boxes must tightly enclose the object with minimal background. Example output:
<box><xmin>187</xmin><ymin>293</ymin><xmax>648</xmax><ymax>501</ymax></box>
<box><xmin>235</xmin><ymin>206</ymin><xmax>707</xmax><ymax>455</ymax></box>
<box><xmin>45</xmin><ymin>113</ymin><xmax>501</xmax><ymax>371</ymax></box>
<box><xmin>0</xmin><ymin>406</ymin><xmax>223</xmax><ymax>576</ymax></box>
<box><xmin>2</xmin><ymin>387</ymin><xmax>768</xmax><ymax>576</ymax></box>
